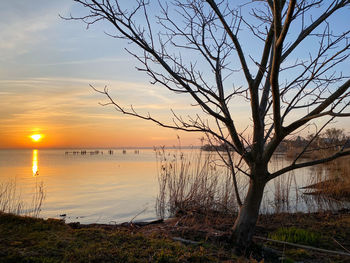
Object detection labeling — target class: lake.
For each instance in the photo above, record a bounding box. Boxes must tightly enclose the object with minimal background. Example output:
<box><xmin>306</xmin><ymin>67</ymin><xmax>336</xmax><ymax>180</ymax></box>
<box><xmin>0</xmin><ymin>148</ymin><xmax>347</xmax><ymax>224</ymax></box>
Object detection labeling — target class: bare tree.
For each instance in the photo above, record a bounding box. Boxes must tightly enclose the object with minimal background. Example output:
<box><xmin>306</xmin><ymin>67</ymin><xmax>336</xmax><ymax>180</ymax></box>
<box><xmin>66</xmin><ymin>0</ymin><xmax>350</xmax><ymax>254</ymax></box>
<box><xmin>324</xmin><ymin>127</ymin><xmax>347</xmax><ymax>143</ymax></box>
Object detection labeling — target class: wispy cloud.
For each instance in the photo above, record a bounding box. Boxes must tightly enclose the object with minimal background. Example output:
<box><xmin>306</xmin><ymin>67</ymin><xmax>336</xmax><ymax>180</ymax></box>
<box><xmin>0</xmin><ymin>1</ymin><xmax>71</xmax><ymax>58</ymax></box>
<box><xmin>0</xmin><ymin>76</ymin><xmax>194</xmax><ymax>138</ymax></box>
<box><xmin>26</xmin><ymin>57</ymin><xmax>133</xmax><ymax>66</ymax></box>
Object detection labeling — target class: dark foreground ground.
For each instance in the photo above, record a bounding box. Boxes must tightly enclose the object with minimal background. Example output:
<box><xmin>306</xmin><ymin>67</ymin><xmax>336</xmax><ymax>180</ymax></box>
<box><xmin>1</xmin><ymin>210</ymin><xmax>350</xmax><ymax>262</ymax></box>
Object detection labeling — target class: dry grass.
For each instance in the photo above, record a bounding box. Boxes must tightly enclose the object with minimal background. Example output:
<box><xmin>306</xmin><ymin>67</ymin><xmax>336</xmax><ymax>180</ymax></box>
<box><xmin>284</xmin><ymin>145</ymin><xmax>350</xmax><ymax>210</ymax></box>
<box><xmin>155</xmin><ymin>146</ymin><xmax>350</xmax><ymax>222</ymax></box>
<box><xmin>0</xmin><ymin>180</ymin><xmax>23</xmax><ymax>215</ymax></box>
<box><xmin>155</xmin><ymin>148</ymin><xmax>308</xmax><ymax>218</ymax></box>
<box><xmin>1</xmin><ymin>213</ymin><xmax>243</xmax><ymax>263</ymax></box>
<box><xmin>305</xmin><ymin>156</ymin><xmax>350</xmax><ymax>201</ymax></box>
<box><xmin>272</xmin><ymin>172</ymin><xmax>298</xmax><ymax>213</ymax></box>
<box><xmin>0</xmin><ymin>179</ymin><xmax>45</xmax><ymax>217</ymax></box>
<box><xmin>155</xmin><ymin>147</ymin><xmax>239</xmax><ymax>219</ymax></box>
<box><xmin>285</xmin><ymin>146</ymin><xmax>303</xmax><ymax>159</ymax></box>
<box><xmin>260</xmin><ymin>156</ymin><xmax>303</xmax><ymax>214</ymax></box>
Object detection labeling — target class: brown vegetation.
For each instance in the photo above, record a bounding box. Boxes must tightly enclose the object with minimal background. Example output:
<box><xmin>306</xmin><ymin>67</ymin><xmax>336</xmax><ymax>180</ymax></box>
<box><xmin>156</xmin><ymin>147</ymin><xmax>350</xmax><ymax>218</ymax></box>
<box><xmin>155</xmin><ymin>148</ymin><xmax>239</xmax><ymax>219</ymax></box>
<box><xmin>303</xmin><ymin>156</ymin><xmax>350</xmax><ymax>201</ymax></box>
<box><xmin>2</xmin><ymin>209</ymin><xmax>350</xmax><ymax>262</ymax></box>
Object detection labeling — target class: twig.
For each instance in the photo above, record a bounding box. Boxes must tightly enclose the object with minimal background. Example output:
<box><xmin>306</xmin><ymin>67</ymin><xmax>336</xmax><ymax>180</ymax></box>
<box><xmin>332</xmin><ymin>237</ymin><xmax>350</xmax><ymax>254</ymax></box>
<box><xmin>172</xmin><ymin>237</ymin><xmax>200</xmax><ymax>245</ymax></box>
<box><xmin>129</xmin><ymin>207</ymin><xmax>148</xmax><ymax>223</ymax></box>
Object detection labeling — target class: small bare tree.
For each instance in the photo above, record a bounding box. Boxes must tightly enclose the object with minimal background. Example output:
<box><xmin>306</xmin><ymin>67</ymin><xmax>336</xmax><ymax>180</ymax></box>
<box><xmin>67</xmin><ymin>0</ymin><xmax>350</xmax><ymax>254</ymax></box>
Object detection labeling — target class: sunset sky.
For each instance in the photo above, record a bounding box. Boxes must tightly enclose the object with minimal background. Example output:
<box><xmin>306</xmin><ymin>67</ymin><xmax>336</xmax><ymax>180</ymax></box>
<box><xmin>1</xmin><ymin>1</ymin><xmax>349</xmax><ymax>149</ymax></box>
<box><xmin>0</xmin><ymin>0</ymin><xmax>201</xmax><ymax>148</ymax></box>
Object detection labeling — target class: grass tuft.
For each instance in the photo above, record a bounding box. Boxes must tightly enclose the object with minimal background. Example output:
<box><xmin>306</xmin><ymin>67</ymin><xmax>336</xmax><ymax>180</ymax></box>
<box><xmin>268</xmin><ymin>227</ymin><xmax>321</xmax><ymax>246</ymax></box>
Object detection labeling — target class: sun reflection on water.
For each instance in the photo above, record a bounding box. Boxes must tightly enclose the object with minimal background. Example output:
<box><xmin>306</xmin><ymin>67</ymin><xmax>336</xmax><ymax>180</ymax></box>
<box><xmin>32</xmin><ymin>149</ymin><xmax>39</xmax><ymax>176</ymax></box>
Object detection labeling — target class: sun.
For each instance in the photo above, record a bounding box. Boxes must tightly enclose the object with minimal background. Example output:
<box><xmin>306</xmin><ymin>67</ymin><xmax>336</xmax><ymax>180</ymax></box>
<box><xmin>30</xmin><ymin>134</ymin><xmax>43</xmax><ymax>142</ymax></box>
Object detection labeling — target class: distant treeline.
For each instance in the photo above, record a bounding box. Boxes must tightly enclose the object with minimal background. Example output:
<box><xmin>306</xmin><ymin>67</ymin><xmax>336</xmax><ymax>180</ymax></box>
<box><xmin>201</xmin><ymin>143</ymin><xmax>233</xmax><ymax>152</ymax></box>
<box><xmin>201</xmin><ymin>128</ymin><xmax>350</xmax><ymax>153</ymax></box>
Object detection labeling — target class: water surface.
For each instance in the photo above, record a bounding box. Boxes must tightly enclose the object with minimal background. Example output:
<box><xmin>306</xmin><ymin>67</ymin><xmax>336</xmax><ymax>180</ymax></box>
<box><xmin>0</xmin><ymin>148</ymin><xmax>347</xmax><ymax>224</ymax></box>
<box><xmin>0</xmin><ymin>149</ymin><xmax>158</xmax><ymax>224</ymax></box>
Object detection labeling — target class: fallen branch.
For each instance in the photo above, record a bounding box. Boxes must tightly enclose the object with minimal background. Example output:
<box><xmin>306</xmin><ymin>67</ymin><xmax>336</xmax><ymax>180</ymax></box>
<box><xmin>121</xmin><ymin>219</ymin><xmax>164</xmax><ymax>227</ymax></box>
<box><xmin>172</xmin><ymin>237</ymin><xmax>201</xmax><ymax>245</ymax></box>
<box><xmin>332</xmin><ymin>237</ymin><xmax>350</xmax><ymax>254</ymax></box>
<box><xmin>254</xmin><ymin>236</ymin><xmax>350</xmax><ymax>257</ymax></box>
<box><xmin>133</xmin><ymin>219</ymin><xmax>164</xmax><ymax>226</ymax></box>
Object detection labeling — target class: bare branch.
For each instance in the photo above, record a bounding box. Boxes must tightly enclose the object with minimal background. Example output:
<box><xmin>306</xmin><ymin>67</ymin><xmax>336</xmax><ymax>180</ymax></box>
<box><xmin>269</xmin><ymin>149</ymin><xmax>350</xmax><ymax>181</ymax></box>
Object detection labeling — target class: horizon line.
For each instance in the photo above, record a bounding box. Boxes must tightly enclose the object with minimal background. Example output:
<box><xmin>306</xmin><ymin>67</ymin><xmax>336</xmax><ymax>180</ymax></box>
<box><xmin>0</xmin><ymin>145</ymin><xmax>202</xmax><ymax>150</ymax></box>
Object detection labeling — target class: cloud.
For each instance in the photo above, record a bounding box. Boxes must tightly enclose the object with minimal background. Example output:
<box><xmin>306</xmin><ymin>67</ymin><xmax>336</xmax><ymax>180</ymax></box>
<box><xmin>0</xmin><ymin>76</ymin><xmax>194</xmax><ymax>137</ymax></box>
<box><xmin>26</xmin><ymin>57</ymin><xmax>133</xmax><ymax>67</ymax></box>
<box><xmin>0</xmin><ymin>76</ymin><xmax>193</xmax><ymax>106</ymax></box>
<box><xmin>0</xmin><ymin>19</ymin><xmax>48</xmax><ymax>51</ymax></box>
<box><xmin>0</xmin><ymin>1</ymin><xmax>71</xmax><ymax>58</ymax></box>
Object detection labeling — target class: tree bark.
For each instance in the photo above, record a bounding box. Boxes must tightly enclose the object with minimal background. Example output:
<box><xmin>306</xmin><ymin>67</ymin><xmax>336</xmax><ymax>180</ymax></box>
<box><xmin>231</xmin><ymin>177</ymin><xmax>266</xmax><ymax>255</ymax></box>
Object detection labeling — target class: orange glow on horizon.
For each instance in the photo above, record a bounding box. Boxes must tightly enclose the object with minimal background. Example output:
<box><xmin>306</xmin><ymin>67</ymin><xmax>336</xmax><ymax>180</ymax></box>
<box><xmin>0</xmin><ymin>125</ymin><xmax>200</xmax><ymax>149</ymax></box>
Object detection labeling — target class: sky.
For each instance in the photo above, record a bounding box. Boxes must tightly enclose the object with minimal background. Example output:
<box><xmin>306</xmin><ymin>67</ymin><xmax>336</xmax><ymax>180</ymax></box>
<box><xmin>0</xmin><ymin>0</ymin><xmax>202</xmax><ymax>148</ymax></box>
<box><xmin>0</xmin><ymin>1</ymin><xmax>349</xmax><ymax>149</ymax></box>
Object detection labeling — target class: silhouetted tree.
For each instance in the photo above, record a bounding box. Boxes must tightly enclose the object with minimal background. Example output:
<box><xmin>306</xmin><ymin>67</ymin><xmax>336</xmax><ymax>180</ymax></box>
<box><xmin>67</xmin><ymin>0</ymin><xmax>350</xmax><ymax>254</ymax></box>
<box><xmin>324</xmin><ymin>128</ymin><xmax>347</xmax><ymax>144</ymax></box>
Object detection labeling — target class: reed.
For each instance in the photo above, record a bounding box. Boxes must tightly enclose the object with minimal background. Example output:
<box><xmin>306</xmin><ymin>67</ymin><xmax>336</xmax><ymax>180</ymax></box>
<box><xmin>155</xmin><ymin>147</ymin><xmax>238</xmax><ymax>219</ymax></box>
<box><xmin>327</xmin><ymin>156</ymin><xmax>350</xmax><ymax>198</ymax></box>
<box><xmin>0</xmin><ymin>179</ymin><xmax>45</xmax><ymax>217</ymax></box>
<box><xmin>30</xmin><ymin>181</ymin><xmax>45</xmax><ymax>217</ymax></box>
<box><xmin>304</xmin><ymin>156</ymin><xmax>350</xmax><ymax>201</ymax></box>
<box><xmin>272</xmin><ymin>172</ymin><xmax>296</xmax><ymax>213</ymax></box>
<box><xmin>0</xmin><ymin>180</ymin><xmax>23</xmax><ymax>215</ymax></box>
<box><xmin>156</xmin><ymin>147</ymin><xmax>350</xmax><ymax>219</ymax></box>
<box><xmin>295</xmin><ymin>154</ymin><xmax>350</xmax><ymax>213</ymax></box>
<box><xmin>262</xmin><ymin>156</ymin><xmax>302</xmax><ymax>214</ymax></box>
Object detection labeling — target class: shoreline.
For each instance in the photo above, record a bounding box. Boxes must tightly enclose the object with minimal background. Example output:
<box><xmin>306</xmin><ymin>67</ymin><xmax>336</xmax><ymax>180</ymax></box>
<box><xmin>1</xmin><ymin>209</ymin><xmax>350</xmax><ymax>262</ymax></box>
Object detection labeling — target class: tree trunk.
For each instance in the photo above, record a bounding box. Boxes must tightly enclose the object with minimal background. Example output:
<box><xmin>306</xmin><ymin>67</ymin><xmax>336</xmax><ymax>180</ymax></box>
<box><xmin>232</xmin><ymin>178</ymin><xmax>266</xmax><ymax>255</ymax></box>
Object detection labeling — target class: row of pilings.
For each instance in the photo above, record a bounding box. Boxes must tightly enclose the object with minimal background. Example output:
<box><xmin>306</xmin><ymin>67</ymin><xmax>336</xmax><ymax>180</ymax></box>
<box><xmin>65</xmin><ymin>149</ymin><xmax>140</xmax><ymax>155</ymax></box>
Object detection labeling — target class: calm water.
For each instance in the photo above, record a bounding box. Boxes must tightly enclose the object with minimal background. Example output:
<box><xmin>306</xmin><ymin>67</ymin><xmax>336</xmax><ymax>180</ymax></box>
<box><xmin>0</xmin><ymin>149</ymin><xmax>159</xmax><ymax>224</ymax></box>
<box><xmin>0</xmin><ymin>149</ymin><xmax>347</xmax><ymax>224</ymax></box>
